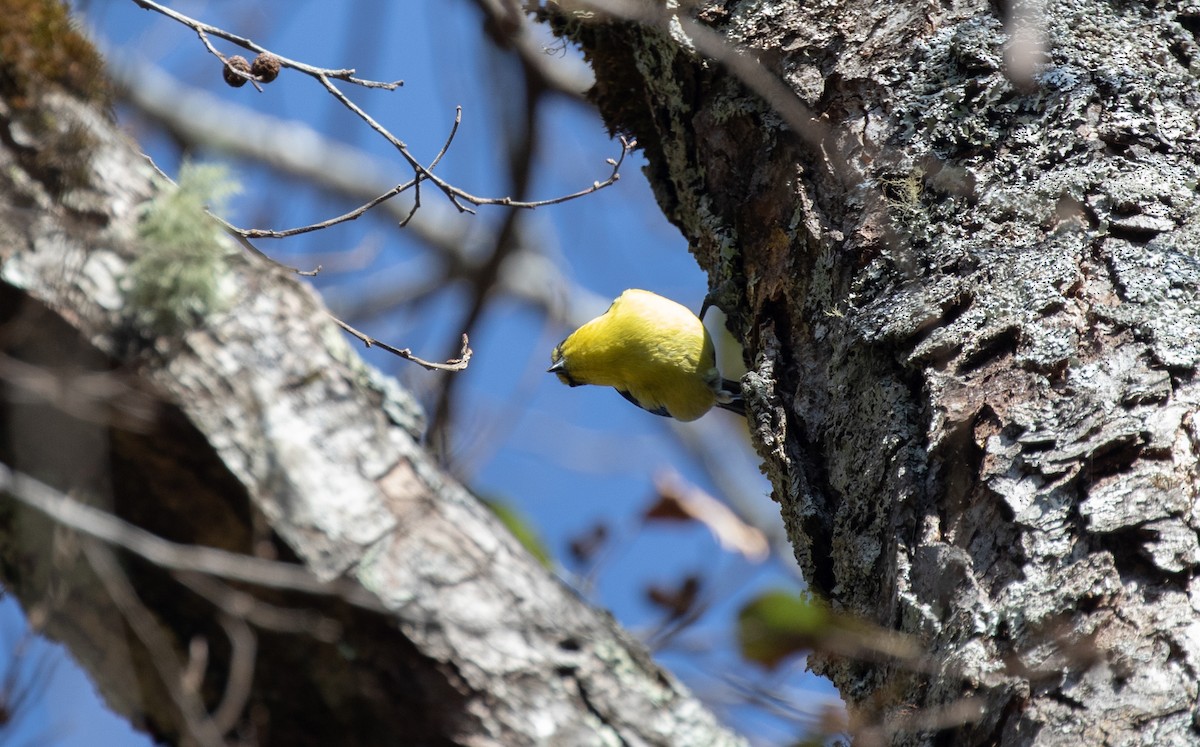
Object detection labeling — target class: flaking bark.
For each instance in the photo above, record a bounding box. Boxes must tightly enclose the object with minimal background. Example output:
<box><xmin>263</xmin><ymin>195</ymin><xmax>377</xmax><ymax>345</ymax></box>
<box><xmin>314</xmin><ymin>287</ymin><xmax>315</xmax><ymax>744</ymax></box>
<box><xmin>548</xmin><ymin>0</ymin><xmax>1200</xmax><ymax>744</ymax></box>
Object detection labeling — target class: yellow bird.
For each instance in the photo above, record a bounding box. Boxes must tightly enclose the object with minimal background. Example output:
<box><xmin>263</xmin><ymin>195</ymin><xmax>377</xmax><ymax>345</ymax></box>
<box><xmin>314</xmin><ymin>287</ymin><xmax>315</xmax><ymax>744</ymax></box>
<box><xmin>548</xmin><ymin>289</ymin><xmax>743</xmax><ymax>421</ymax></box>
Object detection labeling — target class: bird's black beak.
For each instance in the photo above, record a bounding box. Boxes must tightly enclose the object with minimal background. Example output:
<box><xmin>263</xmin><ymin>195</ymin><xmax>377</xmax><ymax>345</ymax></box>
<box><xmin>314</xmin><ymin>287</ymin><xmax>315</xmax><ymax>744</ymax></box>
<box><xmin>547</xmin><ymin>355</ymin><xmax>580</xmax><ymax>386</ymax></box>
<box><xmin>548</xmin><ymin>343</ymin><xmax>566</xmax><ymax>374</ymax></box>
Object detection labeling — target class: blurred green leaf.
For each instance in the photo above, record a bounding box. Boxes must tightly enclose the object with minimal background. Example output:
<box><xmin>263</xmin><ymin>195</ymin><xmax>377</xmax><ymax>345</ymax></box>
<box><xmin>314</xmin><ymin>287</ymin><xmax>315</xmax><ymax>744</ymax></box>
<box><xmin>737</xmin><ymin>590</ymin><xmax>830</xmax><ymax>669</ymax></box>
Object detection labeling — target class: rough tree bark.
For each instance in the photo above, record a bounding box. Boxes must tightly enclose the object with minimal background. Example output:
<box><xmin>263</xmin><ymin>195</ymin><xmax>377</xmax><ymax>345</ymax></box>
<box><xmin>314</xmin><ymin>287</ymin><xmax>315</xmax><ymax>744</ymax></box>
<box><xmin>0</xmin><ymin>3</ymin><xmax>744</xmax><ymax>745</ymax></box>
<box><xmin>543</xmin><ymin>0</ymin><xmax>1200</xmax><ymax>744</ymax></box>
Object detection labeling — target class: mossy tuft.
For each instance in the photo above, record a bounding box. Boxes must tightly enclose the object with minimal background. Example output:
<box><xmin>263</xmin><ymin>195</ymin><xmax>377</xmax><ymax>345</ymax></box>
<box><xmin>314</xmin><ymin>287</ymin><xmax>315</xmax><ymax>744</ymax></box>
<box><xmin>126</xmin><ymin>162</ymin><xmax>241</xmax><ymax>336</ymax></box>
<box><xmin>0</xmin><ymin>0</ymin><xmax>109</xmax><ymax>109</ymax></box>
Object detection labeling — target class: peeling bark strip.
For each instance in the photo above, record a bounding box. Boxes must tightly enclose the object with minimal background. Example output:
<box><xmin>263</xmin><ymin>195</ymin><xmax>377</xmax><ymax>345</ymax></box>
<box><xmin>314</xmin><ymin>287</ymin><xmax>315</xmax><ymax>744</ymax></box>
<box><xmin>0</xmin><ymin>4</ymin><xmax>745</xmax><ymax>744</ymax></box>
<box><xmin>549</xmin><ymin>0</ymin><xmax>1200</xmax><ymax>744</ymax></box>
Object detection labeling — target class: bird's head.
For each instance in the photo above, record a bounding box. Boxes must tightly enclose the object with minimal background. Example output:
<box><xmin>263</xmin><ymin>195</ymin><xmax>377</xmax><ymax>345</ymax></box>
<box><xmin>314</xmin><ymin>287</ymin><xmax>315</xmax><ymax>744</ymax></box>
<box><xmin>547</xmin><ymin>342</ymin><xmax>581</xmax><ymax>387</ymax></box>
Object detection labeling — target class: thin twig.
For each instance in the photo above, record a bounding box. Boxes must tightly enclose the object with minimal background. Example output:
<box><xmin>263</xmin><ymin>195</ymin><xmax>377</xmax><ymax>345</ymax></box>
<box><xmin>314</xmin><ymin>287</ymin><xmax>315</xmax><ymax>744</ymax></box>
<box><xmin>209</xmin><ymin>613</ymin><xmax>256</xmax><ymax>735</ymax></box>
<box><xmin>131</xmin><ymin>0</ymin><xmax>403</xmax><ymax>89</ymax></box>
<box><xmin>332</xmin><ymin>319</ymin><xmax>472</xmax><ymax>372</ymax></box>
<box><xmin>429</xmin><ymin>106</ymin><xmax>463</xmax><ymax>171</ymax></box>
<box><xmin>399</xmin><ymin>178</ymin><xmax>423</xmax><ymax>228</ymax></box>
<box><xmin>221</xmin><ymin>179</ymin><xmax>418</xmax><ymax>239</ymax></box>
<box><xmin>177</xmin><ymin>572</ymin><xmax>342</xmax><ymax>641</ymax></box>
<box><xmin>392</xmin><ymin>106</ymin><xmax>460</xmax><ymax>228</ymax></box>
<box><xmin>222</xmin><ymin>134</ymin><xmax>629</xmax><ymax>239</ymax></box>
<box><xmin>83</xmin><ymin>541</ymin><xmax>228</xmax><ymax>747</ymax></box>
<box><xmin>404</xmin><ymin>133</ymin><xmax>632</xmax><ymax>212</ymax></box>
<box><xmin>142</xmin><ymin>155</ymin><xmax>322</xmax><ymax>276</ymax></box>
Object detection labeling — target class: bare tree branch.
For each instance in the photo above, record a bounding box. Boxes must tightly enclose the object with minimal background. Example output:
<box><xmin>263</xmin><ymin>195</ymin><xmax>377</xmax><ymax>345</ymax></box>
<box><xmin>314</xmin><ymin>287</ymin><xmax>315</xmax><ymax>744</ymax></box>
<box><xmin>0</xmin><ymin>465</ymin><xmax>385</xmax><ymax>611</ymax></box>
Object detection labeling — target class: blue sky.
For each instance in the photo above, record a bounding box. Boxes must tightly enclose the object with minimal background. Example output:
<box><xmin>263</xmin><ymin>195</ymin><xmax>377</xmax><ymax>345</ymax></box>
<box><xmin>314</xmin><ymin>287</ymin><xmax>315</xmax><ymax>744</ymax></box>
<box><xmin>5</xmin><ymin>2</ymin><xmax>840</xmax><ymax>744</ymax></box>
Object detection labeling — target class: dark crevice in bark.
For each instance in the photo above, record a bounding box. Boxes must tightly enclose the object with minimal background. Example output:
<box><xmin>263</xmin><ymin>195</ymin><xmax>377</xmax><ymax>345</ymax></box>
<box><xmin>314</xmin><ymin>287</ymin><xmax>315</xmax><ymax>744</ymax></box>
<box><xmin>575</xmin><ymin>675</ymin><xmax>631</xmax><ymax>747</ymax></box>
<box><xmin>1073</xmin><ymin>432</ymin><xmax>1146</xmax><ymax>487</ymax></box>
<box><xmin>1177</xmin><ymin>12</ymin><xmax>1200</xmax><ymax>45</ymax></box>
<box><xmin>793</xmin><ymin>424</ymin><xmax>837</xmax><ymax>596</ymax></box>
<box><xmin>957</xmin><ymin>329</ymin><xmax>1020</xmax><ymax>374</ymax></box>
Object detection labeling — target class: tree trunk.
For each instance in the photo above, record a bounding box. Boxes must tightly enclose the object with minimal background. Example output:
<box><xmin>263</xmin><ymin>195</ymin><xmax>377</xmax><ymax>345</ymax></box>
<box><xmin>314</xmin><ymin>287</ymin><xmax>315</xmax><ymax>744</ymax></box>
<box><xmin>0</xmin><ymin>4</ymin><xmax>744</xmax><ymax>745</ymax></box>
<box><xmin>546</xmin><ymin>0</ymin><xmax>1200</xmax><ymax>743</ymax></box>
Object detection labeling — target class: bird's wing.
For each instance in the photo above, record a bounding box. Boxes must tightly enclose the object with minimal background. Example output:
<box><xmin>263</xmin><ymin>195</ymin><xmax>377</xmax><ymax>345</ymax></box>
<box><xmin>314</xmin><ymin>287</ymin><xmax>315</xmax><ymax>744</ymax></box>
<box><xmin>616</xmin><ymin>388</ymin><xmax>670</xmax><ymax>417</ymax></box>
